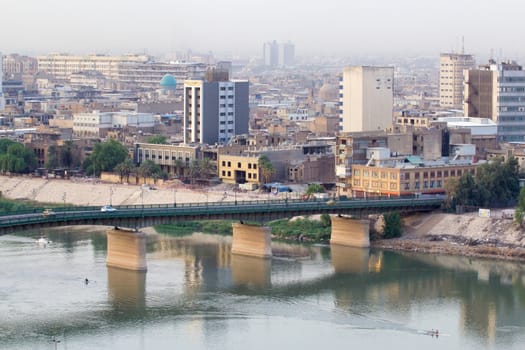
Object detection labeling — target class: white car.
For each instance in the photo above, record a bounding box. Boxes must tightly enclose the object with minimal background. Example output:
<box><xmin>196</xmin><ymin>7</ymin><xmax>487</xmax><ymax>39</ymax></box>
<box><xmin>100</xmin><ymin>205</ymin><xmax>117</xmax><ymax>212</ymax></box>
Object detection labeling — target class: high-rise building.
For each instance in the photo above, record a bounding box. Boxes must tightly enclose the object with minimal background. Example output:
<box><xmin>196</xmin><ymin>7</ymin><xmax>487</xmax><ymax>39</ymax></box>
<box><xmin>339</xmin><ymin>66</ymin><xmax>394</xmax><ymax>132</ymax></box>
<box><xmin>263</xmin><ymin>41</ymin><xmax>279</xmax><ymax>67</ymax></box>
<box><xmin>464</xmin><ymin>60</ymin><xmax>525</xmax><ymax>142</ymax></box>
<box><xmin>278</xmin><ymin>42</ymin><xmax>295</xmax><ymax>67</ymax></box>
<box><xmin>0</xmin><ymin>53</ymin><xmax>5</xmax><ymax>111</ymax></box>
<box><xmin>183</xmin><ymin>67</ymin><xmax>249</xmax><ymax>145</ymax></box>
<box><xmin>263</xmin><ymin>41</ymin><xmax>294</xmax><ymax>67</ymax></box>
<box><xmin>439</xmin><ymin>53</ymin><xmax>475</xmax><ymax>109</ymax></box>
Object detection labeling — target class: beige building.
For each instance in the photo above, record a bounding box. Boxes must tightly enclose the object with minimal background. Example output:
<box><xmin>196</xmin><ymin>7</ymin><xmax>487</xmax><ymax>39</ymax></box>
<box><xmin>218</xmin><ymin>154</ymin><xmax>260</xmax><ymax>184</ymax></box>
<box><xmin>439</xmin><ymin>53</ymin><xmax>475</xmax><ymax>109</ymax></box>
<box><xmin>134</xmin><ymin>143</ymin><xmax>201</xmax><ymax>176</ymax></box>
<box><xmin>339</xmin><ymin>66</ymin><xmax>394</xmax><ymax>132</ymax></box>
<box><xmin>350</xmin><ymin>159</ymin><xmax>478</xmax><ymax>197</ymax></box>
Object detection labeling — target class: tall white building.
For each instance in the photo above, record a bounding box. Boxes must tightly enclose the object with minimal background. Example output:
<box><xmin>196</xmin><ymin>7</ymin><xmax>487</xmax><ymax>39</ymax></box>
<box><xmin>263</xmin><ymin>41</ymin><xmax>279</xmax><ymax>67</ymax></box>
<box><xmin>339</xmin><ymin>66</ymin><xmax>394</xmax><ymax>132</ymax></box>
<box><xmin>464</xmin><ymin>60</ymin><xmax>525</xmax><ymax>142</ymax></box>
<box><xmin>439</xmin><ymin>53</ymin><xmax>475</xmax><ymax>109</ymax></box>
<box><xmin>0</xmin><ymin>52</ymin><xmax>5</xmax><ymax>111</ymax></box>
<box><xmin>183</xmin><ymin>69</ymin><xmax>249</xmax><ymax>145</ymax></box>
<box><xmin>263</xmin><ymin>41</ymin><xmax>295</xmax><ymax>67</ymax></box>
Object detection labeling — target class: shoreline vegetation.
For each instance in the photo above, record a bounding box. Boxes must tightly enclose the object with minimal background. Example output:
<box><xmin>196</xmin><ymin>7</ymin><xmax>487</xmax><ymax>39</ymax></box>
<box><xmin>0</xmin><ymin>176</ymin><xmax>523</xmax><ymax>262</ymax></box>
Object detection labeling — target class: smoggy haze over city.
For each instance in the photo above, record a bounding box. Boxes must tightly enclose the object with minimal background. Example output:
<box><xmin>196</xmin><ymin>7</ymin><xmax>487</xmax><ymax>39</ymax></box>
<box><xmin>3</xmin><ymin>0</ymin><xmax>525</xmax><ymax>59</ymax></box>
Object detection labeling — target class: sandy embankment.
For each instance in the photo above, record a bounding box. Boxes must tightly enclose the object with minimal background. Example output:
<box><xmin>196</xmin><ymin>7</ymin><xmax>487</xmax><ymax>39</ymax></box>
<box><xmin>374</xmin><ymin>211</ymin><xmax>525</xmax><ymax>261</ymax></box>
<box><xmin>0</xmin><ymin>175</ymin><xmax>270</xmax><ymax>207</ymax></box>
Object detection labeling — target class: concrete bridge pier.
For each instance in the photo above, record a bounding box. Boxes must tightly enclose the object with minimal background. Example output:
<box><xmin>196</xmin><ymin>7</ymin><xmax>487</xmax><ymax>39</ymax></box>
<box><xmin>231</xmin><ymin>223</ymin><xmax>272</xmax><ymax>258</ymax></box>
<box><xmin>330</xmin><ymin>215</ymin><xmax>370</xmax><ymax>248</ymax></box>
<box><xmin>106</xmin><ymin>228</ymin><xmax>147</xmax><ymax>271</ymax></box>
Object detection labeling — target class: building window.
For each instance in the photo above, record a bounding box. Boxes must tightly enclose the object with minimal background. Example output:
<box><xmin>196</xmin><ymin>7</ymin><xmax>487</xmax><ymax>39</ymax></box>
<box><xmin>415</xmin><ymin>181</ymin><xmax>420</xmax><ymax>189</ymax></box>
<box><xmin>237</xmin><ymin>162</ymin><xmax>241</xmax><ymax>168</ymax></box>
<box><xmin>227</xmin><ymin>171</ymin><xmax>231</xmax><ymax>177</ymax></box>
<box><xmin>222</xmin><ymin>171</ymin><xmax>225</xmax><ymax>176</ymax></box>
<box><xmin>424</xmin><ymin>181</ymin><xmax>428</xmax><ymax>189</ymax></box>
<box><xmin>222</xmin><ymin>161</ymin><xmax>226</xmax><ymax>166</ymax></box>
<box><xmin>354</xmin><ymin>169</ymin><xmax>360</xmax><ymax>176</ymax></box>
<box><xmin>227</xmin><ymin>161</ymin><xmax>231</xmax><ymax>167</ymax></box>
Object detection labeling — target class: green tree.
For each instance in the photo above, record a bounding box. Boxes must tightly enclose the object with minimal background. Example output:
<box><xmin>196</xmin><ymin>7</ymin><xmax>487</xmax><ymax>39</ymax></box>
<box><xmin>60</xmin><ymin>140</ymin><xmax>80</xmax><ymax>169</ymax></box>
<box><xmin>454</xmin><ymin>173</ymin><xmax>481</xmax><ymax>207</ymax></box>
<box><xmin>383</xmin><ymin>211</ymin><xmax>402</xmax><ymax>238</ymax></box>
<box><xmin>259</xmin><ymin>155</ymin><xmax>275</xmax><ymax>184</ymax></box>
<box><xmin>83</xmin><ymin>139</ymin><xmax>128</xmax><ymax>176</ymax></box>
<box><xmin>305</xmin><ymin>183</ymin><xmax>325</xmax><ymax>196</ymax></box>
<box><xmin>114</xmin><ymin>159</ymin><xmax>135</xmax><ymax>183</ymax></box>
<box><xmin>515</xmin><ymin>187</ymin><xmax>525</xmax><ymax>227</ymax></box>
<box><xmin>199</xmin><ymin>158</ymin><xmax>216</xmax><ymax>179</ymax></box>
<box><xmin>0</xmin><ymin>142</ymin><xmax>37</xmax><ymax>174</ymax></box>
<box><xmin>137</xmin><ymin>160</ymin><xmax>160</xmax><ymax>184</ymax></box>
<box><xmin>476</xmin><ymin>157</ymin><xmax>520</xmax><ymax>207</ymax></box>
<box><xmin>147</xmin><ymin>135</ymin><xmax>168</xmax><ymax>144</ymax></box>
<box><xmin>188</xmin><ymin>159</ymin><xmax>201</xmax><ymax>184</ymax></box>
<box><xmin>173</xmin><ymin>158</ymin><xmax>185</xmax><ymax>177</ymax></box>
<box><xmin>320</xmin><ymin>213</ymin><xmax>331</xmax><ymax>227</ymax></box>
<box><xmin>45</xmin><ymin>145</ymin><xmax>59</xmax><ymax>170</ymax></box>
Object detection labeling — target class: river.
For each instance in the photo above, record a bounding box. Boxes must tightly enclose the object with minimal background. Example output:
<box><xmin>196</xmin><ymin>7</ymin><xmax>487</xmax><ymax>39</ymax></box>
<box><xmin>1</xmin><ymin>227</ymin><xmax>525</xmax><ymax>350</ymax></box>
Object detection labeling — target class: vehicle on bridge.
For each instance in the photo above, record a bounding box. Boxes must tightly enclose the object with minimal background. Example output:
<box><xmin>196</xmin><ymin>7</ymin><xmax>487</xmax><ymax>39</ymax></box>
<box><xmin>101</xmin><ymin>205</ymin><xmax>117</xmax><ymax>212</ymax></box>
<box><xmin>42</xmin><ymin>209</ymin><xmax>55</xmax><ymax>216</ymax></box>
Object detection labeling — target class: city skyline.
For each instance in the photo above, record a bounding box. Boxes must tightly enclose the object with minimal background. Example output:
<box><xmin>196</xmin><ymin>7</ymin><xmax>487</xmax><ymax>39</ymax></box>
<box><xmin>3</xmin><ymin>0</ymin><xmax>525</xmax><ymax>60</ymax></box>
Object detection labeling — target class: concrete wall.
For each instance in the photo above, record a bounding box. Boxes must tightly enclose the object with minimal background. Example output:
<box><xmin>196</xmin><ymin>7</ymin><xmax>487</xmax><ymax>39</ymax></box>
<box><xmin>330</xmin><ymin>215</ymin><xmax>370</xmax><ymax>248</ymax></box>
<box><xmin>106</xmin><ymin>229</ymin><xmax>147</xmax><ymax>271</ymax></box>
<box><xmin>231</xmin><ymin>223</ymin><xmax>272</xmax><ymax>258</ymax></box>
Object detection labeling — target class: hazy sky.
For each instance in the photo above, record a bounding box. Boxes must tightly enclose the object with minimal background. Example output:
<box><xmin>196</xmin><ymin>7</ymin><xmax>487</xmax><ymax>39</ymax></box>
<box><xmin>2</xmin><ymin>0</ymin><xmax>525</xmax><ymax>59</ymax></box>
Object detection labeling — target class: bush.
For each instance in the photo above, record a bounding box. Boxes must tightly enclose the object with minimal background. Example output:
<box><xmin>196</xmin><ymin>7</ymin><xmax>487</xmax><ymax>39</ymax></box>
<box><xmin>382</xmin><ymin>212</ymin><xmax>402</xmax><ymax>239</ymax></box>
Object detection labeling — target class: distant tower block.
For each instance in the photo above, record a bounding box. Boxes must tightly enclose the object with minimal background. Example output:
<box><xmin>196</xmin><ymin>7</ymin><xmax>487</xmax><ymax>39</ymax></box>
<box><xmin>231</xmin><ymin>223</ymin><xmax>272</xmax><ymax>258</ymax></box>
<box><xmin>106</xmin><ymin>228</ymin><xmax>147</xmax><ymax>271</ymax></box>
<box><xmin>330</xmin><ymin>215</ymin><xmax>370</xmax><ymax>248</ymax></box>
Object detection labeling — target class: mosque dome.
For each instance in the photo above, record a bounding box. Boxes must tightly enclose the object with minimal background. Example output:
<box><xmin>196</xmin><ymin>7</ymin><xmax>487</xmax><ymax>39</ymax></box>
<box><xmin>318</xmin><ymin>82</ymin><xmax>338</xmax><ymax>102</ymax></box>
<box><xmin>160</xmin><ymin>74</ymin><xmax>177</xmax><ymax>90</ymax></box>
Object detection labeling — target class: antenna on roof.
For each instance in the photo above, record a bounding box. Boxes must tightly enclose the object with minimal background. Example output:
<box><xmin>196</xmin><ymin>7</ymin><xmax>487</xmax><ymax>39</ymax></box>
<box><xmin>461</xmin><ymin>36</ymin><xmax>465</xmax><ymax>54</ymax></box>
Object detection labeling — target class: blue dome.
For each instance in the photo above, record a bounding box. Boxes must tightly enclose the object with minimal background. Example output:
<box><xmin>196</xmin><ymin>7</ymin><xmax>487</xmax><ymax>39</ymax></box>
<box><xmin>160</xmin><ymin>74</ymin><xmax>177</xmax><ymax>89</ymax></box>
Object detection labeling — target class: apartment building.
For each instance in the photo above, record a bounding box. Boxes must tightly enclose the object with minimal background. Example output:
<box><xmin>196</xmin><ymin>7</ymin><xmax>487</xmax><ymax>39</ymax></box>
<box><xmin>465</xmin><ymin>60</ymin><xmax>525</xmax><ymax>142</ymax></box>
<box><xmin>339</xmin><ymin>66</ymin><xmax>394</xmax><ymax>132</ymax></box>
<box><xmin>439</xmin><ymin>53</ymin><xmax>475</xmax><ymax>108</ymax></box>
<box><xmin>183</xmin><ymin>68</ymin><xmax>249</xmax><ymax>145</ymax></box>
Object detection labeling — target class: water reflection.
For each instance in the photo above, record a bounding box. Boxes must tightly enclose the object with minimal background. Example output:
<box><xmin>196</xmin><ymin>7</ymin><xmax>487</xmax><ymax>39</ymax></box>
<box><xmin>231</xmin><ymin>254</ymin><xmax>271</xmax><ymax>288</ymax></box>
<box><xmin>107</xmin><ymin>266</ymin><xmax>146</xmax><ymax>311</ymax></box>
<box><xmin>2</xmin><ymin>230</ymin><xmax>525</xmax><ymax>349</ymax></box>
<box><xmin>330</xmin><ymin>245</ymin><xmax>371</xmax><ymax>274</ymax></box>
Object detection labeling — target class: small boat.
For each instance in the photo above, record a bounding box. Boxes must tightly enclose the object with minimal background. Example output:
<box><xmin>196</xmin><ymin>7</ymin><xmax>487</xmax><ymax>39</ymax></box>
<box><xmin>36</xmin><ymin>236</ymin><xmax>51</xmax><ymax>245</ymax></box>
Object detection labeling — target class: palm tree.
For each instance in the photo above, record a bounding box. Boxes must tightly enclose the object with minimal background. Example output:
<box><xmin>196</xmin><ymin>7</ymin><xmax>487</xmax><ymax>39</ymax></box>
<box><xmin>259</xmin><ymin>155</ymin><xmax>275</xmax><ymax>184</ymax></box>
<box><xmin>199</xmin><ymin>158</ymin><xmax>216</xmax><ymax>179</ymax></box>
<box><xmin>188</xmin><ymin>159</ymin><xmax>201</xmax><ymax>184</ymax></box>
<box><xmin>114</xmin><ymin>159</ymin><xmax>135</xmax><ymax>183</ymax></box>
<box><xmin>174</xmin><ymin>159</ymin><xmax>184</xmax><ymax>177</ymax></box>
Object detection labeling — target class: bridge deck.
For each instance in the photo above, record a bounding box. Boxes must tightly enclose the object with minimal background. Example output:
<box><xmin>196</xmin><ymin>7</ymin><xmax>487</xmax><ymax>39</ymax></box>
<box><xmin>0</xmin><ymin>197</ymin><xmax>444</xmax><ymax>234</ymax></box>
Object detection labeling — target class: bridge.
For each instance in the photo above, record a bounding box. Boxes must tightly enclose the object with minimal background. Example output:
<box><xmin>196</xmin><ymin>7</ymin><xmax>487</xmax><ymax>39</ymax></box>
<box><xmin>0</xmin><ymin>196</ymin><xmax>443</xmax><ymax>234</ymax></box>
<box><xmin>0</xmin><ymin>196</ymin><xmax>443</xmax><ymax>270</ymax></box>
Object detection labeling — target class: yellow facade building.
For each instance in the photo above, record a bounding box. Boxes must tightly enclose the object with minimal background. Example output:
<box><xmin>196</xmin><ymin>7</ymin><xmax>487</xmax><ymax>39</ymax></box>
<box><xmin>218</xmin><ymin>154</ymin><xmax>260</xmax><ymax>185</ymax></box>
<box><xmin>350</xmin><ymin>161</ymin><xmax>478</xmax><ymax>197</ymax></box>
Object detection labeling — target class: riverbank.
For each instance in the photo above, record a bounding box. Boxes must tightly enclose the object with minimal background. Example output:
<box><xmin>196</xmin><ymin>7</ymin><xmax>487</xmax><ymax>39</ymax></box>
<box><xmin>1</xmin><ymin>175</ymin><xmax>524</xmax><ymax>261</ymax></box>
<box><xmin>374</xmin><ymin>211</ymin><xmax>525</xmax><ymax>262</ymax></box>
